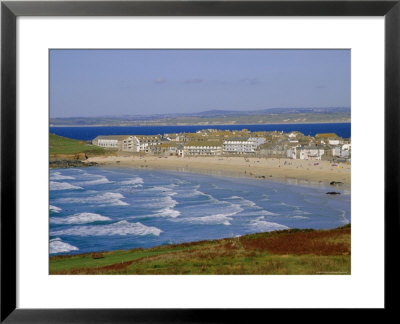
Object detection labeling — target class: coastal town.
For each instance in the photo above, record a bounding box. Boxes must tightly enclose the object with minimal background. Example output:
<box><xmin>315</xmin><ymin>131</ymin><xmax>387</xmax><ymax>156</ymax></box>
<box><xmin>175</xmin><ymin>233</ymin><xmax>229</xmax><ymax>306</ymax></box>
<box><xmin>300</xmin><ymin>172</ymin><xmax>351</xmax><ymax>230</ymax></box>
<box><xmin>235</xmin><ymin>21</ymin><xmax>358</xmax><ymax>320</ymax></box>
<box><xmin>49</xmin><ymin>48</ymin><xmax>353</xmax><ymax>277</ymax></box>
<box><xmin>92</xmin><ymin>129</ymin><xmax>351</xmax><ymax>162</ymax></box>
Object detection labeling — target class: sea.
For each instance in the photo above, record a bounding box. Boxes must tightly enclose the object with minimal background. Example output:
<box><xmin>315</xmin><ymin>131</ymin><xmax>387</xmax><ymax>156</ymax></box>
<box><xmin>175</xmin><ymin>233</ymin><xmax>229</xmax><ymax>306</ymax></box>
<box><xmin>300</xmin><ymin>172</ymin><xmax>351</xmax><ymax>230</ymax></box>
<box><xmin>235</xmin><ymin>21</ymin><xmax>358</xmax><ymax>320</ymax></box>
<box><xmin>49</xmin><ymin>168</ymin><xmax>351</xmax><ymax>255</ymax></box>
<box><xmin>49</xmin><ymin>123</ymin><xmax>351</xmax><ymax>141</ymax></box>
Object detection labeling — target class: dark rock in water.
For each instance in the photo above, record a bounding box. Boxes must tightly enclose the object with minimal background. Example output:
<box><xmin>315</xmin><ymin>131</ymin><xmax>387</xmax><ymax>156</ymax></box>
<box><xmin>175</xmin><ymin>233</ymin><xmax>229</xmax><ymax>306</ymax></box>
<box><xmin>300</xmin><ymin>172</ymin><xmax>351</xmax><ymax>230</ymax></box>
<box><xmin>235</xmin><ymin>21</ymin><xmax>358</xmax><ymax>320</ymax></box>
<box><xmin>326</xmin><ymin>191</ymin><xmax>341</xmax><ymax>195</ymax></box>
<box><xmin>49</xmin><ymin>160</ymin><xmax>97</xmax><ymax>169</ymax></box>
<box><xmin>330</xmin><ymin>181</ymin><xmax>344</xmax><ymax>186</ymax></box>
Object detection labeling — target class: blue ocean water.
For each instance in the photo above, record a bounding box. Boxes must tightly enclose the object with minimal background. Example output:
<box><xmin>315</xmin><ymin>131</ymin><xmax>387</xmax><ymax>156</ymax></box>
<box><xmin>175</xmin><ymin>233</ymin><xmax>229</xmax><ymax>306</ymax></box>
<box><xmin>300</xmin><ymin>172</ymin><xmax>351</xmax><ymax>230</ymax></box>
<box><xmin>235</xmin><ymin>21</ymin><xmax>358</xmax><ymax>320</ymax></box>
<box><xmin>49</xmin><ymin>168</ymin><xmax>351</xmax><ymax>255</ymax></box>
<box><xmin>50</xmin><ymin>123</ymin><xmax>351</xmax><ymax>141</ymax></box>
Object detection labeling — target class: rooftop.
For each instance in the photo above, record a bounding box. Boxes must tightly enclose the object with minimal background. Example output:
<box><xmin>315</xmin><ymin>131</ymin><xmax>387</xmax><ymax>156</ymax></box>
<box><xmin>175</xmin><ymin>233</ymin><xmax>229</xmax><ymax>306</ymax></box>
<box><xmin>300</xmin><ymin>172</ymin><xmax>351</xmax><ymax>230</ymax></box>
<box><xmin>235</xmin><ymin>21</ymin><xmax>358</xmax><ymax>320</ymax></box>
<box><xmin>185</xmin><ymin>141</ymin><xmax>223</xmax><ymax>147</ymax></box>
<box><xmin>225</xmin><ymin>137</ymin><xmax>250</xmax><ymax>142</ymax></box>
<box><xmin>93</xmin><ymin>135</ymin><xmax>132</xmax><ymax>140</ymax></box>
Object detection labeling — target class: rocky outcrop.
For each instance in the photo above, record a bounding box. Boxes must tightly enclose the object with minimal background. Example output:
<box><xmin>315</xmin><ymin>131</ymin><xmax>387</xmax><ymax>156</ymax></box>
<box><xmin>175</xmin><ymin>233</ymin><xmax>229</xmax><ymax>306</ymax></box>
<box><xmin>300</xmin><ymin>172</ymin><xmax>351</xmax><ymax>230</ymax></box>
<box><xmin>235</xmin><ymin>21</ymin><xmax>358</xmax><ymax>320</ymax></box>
<box><xmin>330</xmin><ymin>181</ymin><xmax>344</xmax><ymax>186</ymax></box>
<box><xmin>49</xmin><ymin>153</ymin><xmax>88</xmax><ymax>160</ymax></box>
<box><xmin>49</xmin><ymin>160</ymin><xmax>97</xmax><ymax>169</ymax></box>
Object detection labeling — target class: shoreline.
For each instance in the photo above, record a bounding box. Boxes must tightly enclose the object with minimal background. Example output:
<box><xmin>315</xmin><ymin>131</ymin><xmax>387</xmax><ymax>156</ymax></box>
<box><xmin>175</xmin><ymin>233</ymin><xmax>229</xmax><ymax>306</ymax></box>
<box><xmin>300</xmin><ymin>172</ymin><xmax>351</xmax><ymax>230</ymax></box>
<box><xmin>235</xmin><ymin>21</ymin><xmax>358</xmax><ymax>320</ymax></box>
<box><xmin>84</xmin><ymin>155</ymin><xmax>351</xmax><ymax>187</ymax></box>
<box><xmin>50</xmin><ymin>224</ymin><xmax>351</xmax><ymax>258</ymax></box>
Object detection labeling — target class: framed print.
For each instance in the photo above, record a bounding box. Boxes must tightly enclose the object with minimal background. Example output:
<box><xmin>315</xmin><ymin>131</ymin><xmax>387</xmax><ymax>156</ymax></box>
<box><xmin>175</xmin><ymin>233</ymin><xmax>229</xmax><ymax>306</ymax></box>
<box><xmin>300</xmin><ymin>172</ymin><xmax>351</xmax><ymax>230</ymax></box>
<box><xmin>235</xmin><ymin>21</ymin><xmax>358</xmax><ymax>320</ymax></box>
<box><xmin>1</xmin><ymin>0</ymin><xmax>399</xmax><ymax>321</ymax></box>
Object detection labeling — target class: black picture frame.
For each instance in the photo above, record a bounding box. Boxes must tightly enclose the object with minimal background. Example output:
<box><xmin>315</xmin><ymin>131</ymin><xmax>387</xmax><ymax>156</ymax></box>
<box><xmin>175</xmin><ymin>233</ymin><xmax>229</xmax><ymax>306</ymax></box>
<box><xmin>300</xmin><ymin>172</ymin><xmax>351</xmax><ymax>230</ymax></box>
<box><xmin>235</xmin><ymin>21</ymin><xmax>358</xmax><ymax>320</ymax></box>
<box><xmin>1</xmin><ymin>0</ymin><xmax>398</xmax><ymax>321</ymax></box>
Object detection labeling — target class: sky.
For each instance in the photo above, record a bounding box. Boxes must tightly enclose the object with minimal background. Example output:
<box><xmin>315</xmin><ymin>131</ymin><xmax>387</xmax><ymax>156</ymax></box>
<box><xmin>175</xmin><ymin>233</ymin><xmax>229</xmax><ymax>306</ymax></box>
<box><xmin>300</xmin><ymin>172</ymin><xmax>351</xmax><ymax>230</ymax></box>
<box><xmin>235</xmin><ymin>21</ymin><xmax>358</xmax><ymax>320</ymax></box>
<box><xmin>50</xmin><ymin>49</ymin><xmax>350</xmax><ymax>118</ymax></box>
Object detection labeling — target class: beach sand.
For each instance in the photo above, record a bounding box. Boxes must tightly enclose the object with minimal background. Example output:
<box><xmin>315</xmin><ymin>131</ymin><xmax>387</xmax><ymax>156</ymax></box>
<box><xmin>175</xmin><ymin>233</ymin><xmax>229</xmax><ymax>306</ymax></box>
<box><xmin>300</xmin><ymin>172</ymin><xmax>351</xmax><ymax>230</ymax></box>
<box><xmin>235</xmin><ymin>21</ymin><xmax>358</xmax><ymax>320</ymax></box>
<box><xmin>85</xmin><ymin>155</ymin><xmax>351</xmax><ymax>186</ymax></box>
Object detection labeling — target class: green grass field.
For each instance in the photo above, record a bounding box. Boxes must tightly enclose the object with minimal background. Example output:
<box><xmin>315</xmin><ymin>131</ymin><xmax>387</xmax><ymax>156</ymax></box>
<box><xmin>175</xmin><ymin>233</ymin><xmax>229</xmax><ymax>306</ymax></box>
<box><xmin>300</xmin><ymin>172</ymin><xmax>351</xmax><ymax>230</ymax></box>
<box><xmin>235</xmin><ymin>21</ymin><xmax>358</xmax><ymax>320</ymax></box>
<box><xmin>50</xmin><ymin>225</ymin><xmax>351</xmax><ymax>275</ymax></box>
<box><xmin>50</xmin><ymin>133</ymin><xmax>105</xmax><ymax>156</ymax></box>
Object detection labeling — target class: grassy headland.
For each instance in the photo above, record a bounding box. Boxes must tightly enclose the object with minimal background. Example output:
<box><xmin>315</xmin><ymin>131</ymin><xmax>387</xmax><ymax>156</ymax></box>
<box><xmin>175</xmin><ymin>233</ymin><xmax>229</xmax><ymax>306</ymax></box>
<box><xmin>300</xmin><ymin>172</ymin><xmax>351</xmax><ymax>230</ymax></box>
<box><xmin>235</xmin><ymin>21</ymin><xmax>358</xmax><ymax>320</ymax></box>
<box><xmin>50</xmin><ymin>133</ymin><xmax>106</xmax><ymax>156</ymax></box>
<box><xmin>50</xmin><ymin>224</ymin><xmax>350</xmax><ymax>275</ymax></box>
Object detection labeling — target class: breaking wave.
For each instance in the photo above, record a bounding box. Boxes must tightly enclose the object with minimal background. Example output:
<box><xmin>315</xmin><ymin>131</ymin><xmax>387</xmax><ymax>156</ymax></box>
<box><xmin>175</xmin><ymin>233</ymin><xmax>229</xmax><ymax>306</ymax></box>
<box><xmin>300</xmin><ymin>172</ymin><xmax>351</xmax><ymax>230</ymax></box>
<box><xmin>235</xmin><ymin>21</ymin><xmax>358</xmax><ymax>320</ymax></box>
<box><xmin>226</xmin><ymin>196</ymin><xmax>261</xmax><ymax>209</ymax></box>
<box><xmin>148</xmin><ymin>185</ymin><xmax>175</xmax><ymax>192</ymax></box>
<box><xmin>50</xmin><ymin>181</ymin><xmax>83</xmax><ymax>191</ymax></box>
<box><xmin>178</xmin><ymin>204</ymin><xmax>243</xmax><ymax>225</ymax></box>
<box><xmin>50</xmin><ymin>220</ymin><xmax>162</xmax><ymax>237</ymax></box>
<box><xmin>57</xmin><ymin>192</ymin><xmax>129</xmax><ymax>206</ymax></box>
<box><xmin>225</xmin><ymin>196</ymin><xmax>278</xmax><ymax>215</ymax></box>
<box><xmin>50</xmin><ymin>172</ymin><xmax>75</xmax><ymax>180</ymax></box>
<box><xmin>291</xmin><ymin>215</ymin><xmax>310</xmax><ymax>220</ymax></box>
<box><xmin>76</xmin><ymin>175</ymin><xmax>112</xmax><ymax>186</ymax></box>
<box><xmin>120</xmin><ymin>177</ymin><xmax>144</xmax><ymax>186</ymax></box>
<box><xmin>250</xmin><ymin>217</ymin><xmax>289</xmax><ymax>232</ymax></box>
<box><xmin>50</xmin><ymin>205</ymin><xmax>62</xmax><ymax>213</ymax></box>
<box><xmin>156</xmin><ymin>208</ymin><xmax>181</xmax><ymax>218</ymax></box>
<box><xmin>181</xmin><ymin>214</ymin><xmax>232</xmax><ymax>226</ymax></box>
<box><xmin>339</xmin><ymin>210</ymin><xmax>350</xmax><ymax>224</ymax></box>
<box><xmin>50</xmin><ymin>238</ymin><xmax>79</xmax><ymax>254</ymax></box>
<box><xmin>50</xmin><ymin>212</ymin><xmax>112</xmax><ymax>224</ymax></box>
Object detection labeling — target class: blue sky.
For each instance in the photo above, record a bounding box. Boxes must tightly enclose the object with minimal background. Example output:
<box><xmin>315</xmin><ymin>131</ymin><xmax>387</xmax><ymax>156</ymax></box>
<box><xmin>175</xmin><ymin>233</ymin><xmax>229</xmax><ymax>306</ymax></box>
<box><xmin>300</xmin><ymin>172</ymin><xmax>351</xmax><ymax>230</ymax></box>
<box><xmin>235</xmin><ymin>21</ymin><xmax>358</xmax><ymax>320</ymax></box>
<box><xmin>50</xmin><ymin>49</ymin><xmax>350</xmax><ymax>118</ymax></box>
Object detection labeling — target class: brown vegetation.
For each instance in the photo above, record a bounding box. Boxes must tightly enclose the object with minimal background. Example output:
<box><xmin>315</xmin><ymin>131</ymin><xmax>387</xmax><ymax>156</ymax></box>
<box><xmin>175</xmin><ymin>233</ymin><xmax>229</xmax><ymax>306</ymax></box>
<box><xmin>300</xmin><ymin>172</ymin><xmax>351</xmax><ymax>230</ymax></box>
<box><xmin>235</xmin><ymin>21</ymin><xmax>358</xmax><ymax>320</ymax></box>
<box><xmin>63</xmin><ymin>260</ymin><xmax>136</xmax><ymax>275</ymax></box>
<box><xmin>240</xmin><ymin>227</ymin><xmax>350</xmax><ymax>255</ymax></box>
<box><xmin>91</xmin><ymin>252</ymin><xmax>104</xmax><ymax>259</ymax></box>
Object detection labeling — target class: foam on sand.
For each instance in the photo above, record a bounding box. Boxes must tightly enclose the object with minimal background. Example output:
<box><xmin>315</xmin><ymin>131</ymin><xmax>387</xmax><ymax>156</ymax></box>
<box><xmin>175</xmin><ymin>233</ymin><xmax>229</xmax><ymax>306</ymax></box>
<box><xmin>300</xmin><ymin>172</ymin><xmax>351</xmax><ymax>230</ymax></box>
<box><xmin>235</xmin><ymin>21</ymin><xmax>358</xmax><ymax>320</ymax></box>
<box><xmin>50</xmin><ymin>212</ymin><xmax>112</xmax><ymax>224</ymax></box>
<box><xmin>50</xmin><ymin>220</ymin><xmax>162</xmax><ymax>237</ymax></box>
<box><xmin>50</xmin><ymin>238</ymin><xmax>79</xmax><ymax>254</ymax></box>
<box><xmin>50</xmin><ymin>181</ymin><xmax>83</xmax><ymax>191</ymax></box>
<box><xmin>250</xmin><ymin>217</ymin><xmax>289</xmax><ymax>231</ymax></box>
<box><xmin>57</xmin><ymin>192</ymin><xmax>129</xmax><ymax>206</ymax></box>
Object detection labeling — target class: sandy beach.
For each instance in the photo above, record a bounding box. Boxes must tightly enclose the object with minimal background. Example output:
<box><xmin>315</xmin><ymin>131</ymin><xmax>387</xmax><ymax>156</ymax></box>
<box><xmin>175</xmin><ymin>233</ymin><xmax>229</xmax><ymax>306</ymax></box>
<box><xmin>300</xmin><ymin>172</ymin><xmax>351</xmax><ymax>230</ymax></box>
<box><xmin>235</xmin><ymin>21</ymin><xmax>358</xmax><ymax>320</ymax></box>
<box><xmin>85</xmin><ymin>155</ymin><xmax>351</xmax><ymax>186</ymax></box>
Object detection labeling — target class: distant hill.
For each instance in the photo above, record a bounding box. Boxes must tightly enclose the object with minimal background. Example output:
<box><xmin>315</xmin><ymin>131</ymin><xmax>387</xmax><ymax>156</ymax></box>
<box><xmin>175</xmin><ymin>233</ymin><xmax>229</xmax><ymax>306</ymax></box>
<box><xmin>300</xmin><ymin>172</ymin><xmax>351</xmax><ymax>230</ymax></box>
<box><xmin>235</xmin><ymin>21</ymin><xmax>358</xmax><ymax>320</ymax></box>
<box><xmin>50</xmin><ymin>107</ymin><xmax>350</xmax><ymax>126</ymax></box>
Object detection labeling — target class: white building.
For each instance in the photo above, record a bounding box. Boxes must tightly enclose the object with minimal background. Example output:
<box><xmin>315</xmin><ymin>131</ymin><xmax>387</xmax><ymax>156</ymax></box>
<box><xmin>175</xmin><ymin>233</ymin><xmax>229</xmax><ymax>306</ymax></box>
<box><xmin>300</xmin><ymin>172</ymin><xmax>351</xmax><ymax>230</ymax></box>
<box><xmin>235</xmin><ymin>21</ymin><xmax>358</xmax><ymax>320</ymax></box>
<box><xmin>332</xmin><ymin>146</ymin><xmax>341</xmax><ymax>157</ymax></box>
<box><xmin>184</xmin><ymin>141</ymin><xmax>222</xmax><ymax>156</ymax></box>
<box><xmin>135</xmin><ymin>135</ymin><xmax>162</xmax><ymax>153</ymax></box>
<box><xmin>155</xmin><ymin>142</ymin><xmax>184</xmax><ymax>157</ymax></box>
<box><xmin>342</xmin><ymin>144</ymin><xmax>351</xmax><ymax>151</ymax></box>
<box><xmin>93</xmin><ymin>137</ymin><xmax>119</xmax><ymax>149</ymax></box>
<box><xmin>120</xmin><ymin>136</ymin><xmax>139</xmax><ymax>152</ymax></box>
<box><xmin>328</xmin><ymin>139</ymin><xmax>341</xmax><ymax>145</ymax></box>
<box><xmin>286</xmin><ymin>147</ymin><xmax>297</xmax><ymax>159</ymax></box>
<box><xmin>332</xmin><ymin>144</ymin><xmax>351</xmax><ymax>159</ymax></box>
<box><xmin>299</xmin><ymin>148</ymin><xmax>325</xmax><ymax>160</ymax></box>
<box><xmin>92</xmin><ymin>135</ymin><xmax>139</xmax><ymax>152</ymax></box>
<box><xmin>223</xmin><ymin>137</ymin><xmax>266</xmax><ymax>154</ymax></box>
<box><xmin>92</xmin><ymin>135</ymin><xmax>162</xmax><ymax>153</ymax></box>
